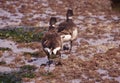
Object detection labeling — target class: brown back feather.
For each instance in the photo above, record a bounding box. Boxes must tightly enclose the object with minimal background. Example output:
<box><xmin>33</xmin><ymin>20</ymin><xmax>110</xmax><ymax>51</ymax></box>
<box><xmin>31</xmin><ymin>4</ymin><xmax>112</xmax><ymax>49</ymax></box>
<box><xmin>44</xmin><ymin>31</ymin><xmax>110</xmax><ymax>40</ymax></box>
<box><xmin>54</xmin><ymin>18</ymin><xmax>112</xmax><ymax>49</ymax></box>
<box><xmin>58</xmin><ymin>20</ymin><xmax>76</xmax><ymax>34</ymax></box>
<box><xmin>42</xmin><ymin>31</ymin><xmax>61</xmax><ymax>50</ymax></box>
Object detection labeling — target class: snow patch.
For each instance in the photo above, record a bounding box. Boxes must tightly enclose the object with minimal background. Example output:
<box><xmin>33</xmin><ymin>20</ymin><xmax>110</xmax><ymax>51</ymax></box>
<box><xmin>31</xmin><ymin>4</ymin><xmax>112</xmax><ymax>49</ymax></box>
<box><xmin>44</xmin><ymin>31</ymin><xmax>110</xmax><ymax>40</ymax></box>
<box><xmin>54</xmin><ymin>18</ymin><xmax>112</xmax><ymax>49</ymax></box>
<box><xmin>0</xmin><ymin>39</ymin><xmax>38</xmax><ymax>53</ymax></box>
<box><xmin>0</xmin><ymin>66</ymin><xmax>19</xmax><ymax>73</ymax></box>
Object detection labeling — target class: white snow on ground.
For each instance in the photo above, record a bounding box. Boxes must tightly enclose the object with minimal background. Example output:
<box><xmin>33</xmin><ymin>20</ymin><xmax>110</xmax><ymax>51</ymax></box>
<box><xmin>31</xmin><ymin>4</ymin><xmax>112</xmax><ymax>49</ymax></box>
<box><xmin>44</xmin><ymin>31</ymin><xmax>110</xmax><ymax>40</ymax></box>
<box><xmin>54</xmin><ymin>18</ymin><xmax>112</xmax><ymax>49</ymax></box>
<box><xmin>96</xmin><ymin>68</ymin><xmax>108</xmax><ymax>74</ymax></box>
<box><xmin>44</xmin><ymin>64</ymin><xmax>56</xmax><ymax>72</ymax></box>
<box><xmin>25</xmin><ymin>56</ymin><xmax>48</xmax><ymax>67</ymax></box>
<box><xmin>0</xmin><ymin>66</ymin><xmax>19</xmax><ymax>73</ymax></box>
<box><xmin>70</xmin><ymin>79</ymin><xmax>81</xmax><ymax>83</ymax></box>
<box><xmin>0</xmin><ymin>39</ymin><xmax>38</xmax><ymax>53</ymax></box>
<box><xmin>0</xmin><ymin>51</ymin><xmax>16</xmax><ymax>64</ymax></box>
<box><xmin>96</xmin><ymin>68</ymin><xmax>120</xmax><ymax>82</ymax></box>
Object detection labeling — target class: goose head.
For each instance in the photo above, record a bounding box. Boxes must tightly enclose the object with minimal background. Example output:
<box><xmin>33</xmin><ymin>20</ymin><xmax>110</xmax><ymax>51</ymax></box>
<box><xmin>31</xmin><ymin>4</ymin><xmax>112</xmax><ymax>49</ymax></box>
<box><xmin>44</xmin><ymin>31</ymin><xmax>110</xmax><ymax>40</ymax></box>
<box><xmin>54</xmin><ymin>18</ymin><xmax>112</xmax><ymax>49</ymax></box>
<box><xmin>49</xmin><ymin>17</ymin><xmax>57</xmax><ymax>27</ymax></box>
<box><xmin>66</xmin><ymin>9</ymin><xmax>73</xmax><ymax>21</ymax></box>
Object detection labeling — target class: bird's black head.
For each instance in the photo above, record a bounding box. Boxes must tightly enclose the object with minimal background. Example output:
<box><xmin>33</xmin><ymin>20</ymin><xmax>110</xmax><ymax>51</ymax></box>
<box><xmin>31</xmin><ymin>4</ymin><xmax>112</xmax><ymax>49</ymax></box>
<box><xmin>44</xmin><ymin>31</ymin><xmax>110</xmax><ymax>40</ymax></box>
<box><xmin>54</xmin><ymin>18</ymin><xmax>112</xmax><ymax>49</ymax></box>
<box><xmin>66</xmin><ymin>9</ymin><xmax>73</xmax><ymax>17</ymax></box>
<box><xmin>49</xmin><ymin>17</ymin><xmax>57</xmax><ymax>26</ymax></box>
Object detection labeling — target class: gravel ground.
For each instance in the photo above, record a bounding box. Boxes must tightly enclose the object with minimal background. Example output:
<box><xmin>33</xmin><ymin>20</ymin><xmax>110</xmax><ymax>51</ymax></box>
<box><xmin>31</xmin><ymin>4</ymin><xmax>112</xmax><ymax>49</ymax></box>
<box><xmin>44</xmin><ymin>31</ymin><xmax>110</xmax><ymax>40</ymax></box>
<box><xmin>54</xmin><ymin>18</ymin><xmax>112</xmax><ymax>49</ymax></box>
<box><xmin>0</xmin><ymin>0</ymin><xmax>120</xmax><ymax>83</ymax></box>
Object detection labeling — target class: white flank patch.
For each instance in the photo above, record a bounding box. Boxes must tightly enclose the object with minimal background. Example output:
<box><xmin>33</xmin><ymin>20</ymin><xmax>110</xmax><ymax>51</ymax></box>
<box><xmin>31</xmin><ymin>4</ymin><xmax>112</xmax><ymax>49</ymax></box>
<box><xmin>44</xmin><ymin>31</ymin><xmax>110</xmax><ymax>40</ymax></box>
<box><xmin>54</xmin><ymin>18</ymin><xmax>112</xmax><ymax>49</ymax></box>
<box><xmin>72</xmin><ymin>28</ymin><xmax>78</xmax><ymax>40</ymax></box>
<box><xmin>53</xmin><ymin>47</ymin><xmax>61</xmax><ymax>55</ymax></box>
<box><xmin>44</xmin><ymin>48</ymin><xmax>52</xmax><ymax>55</ymax></box>
<box><xmin>61</xmin><ymin>35</ymin><xmax>72</xmax><ymax>41</ymax></box>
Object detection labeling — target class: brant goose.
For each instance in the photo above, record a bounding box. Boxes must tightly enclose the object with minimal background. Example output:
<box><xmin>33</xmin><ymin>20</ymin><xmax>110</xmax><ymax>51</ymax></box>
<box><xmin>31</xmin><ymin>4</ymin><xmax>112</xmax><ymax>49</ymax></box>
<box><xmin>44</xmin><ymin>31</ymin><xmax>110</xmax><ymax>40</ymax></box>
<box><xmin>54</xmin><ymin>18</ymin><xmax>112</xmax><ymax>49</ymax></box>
<box><xmin>58</xmin><ymin>9</ymin><xmax>78</xmax><ymax>52</ymax></box>
<box><xmin>42</xmin><ymin>17</ymin><xmax>62</xmax><ymax>65</ymax></box>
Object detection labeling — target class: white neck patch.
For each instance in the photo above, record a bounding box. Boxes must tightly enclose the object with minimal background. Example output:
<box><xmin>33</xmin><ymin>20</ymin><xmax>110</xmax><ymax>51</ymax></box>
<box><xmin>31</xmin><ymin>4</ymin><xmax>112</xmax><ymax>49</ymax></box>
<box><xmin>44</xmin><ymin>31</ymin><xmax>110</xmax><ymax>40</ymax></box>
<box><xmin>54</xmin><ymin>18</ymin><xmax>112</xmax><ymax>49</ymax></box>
<box><xmin>68</xmin><ymin>16</ymin><xmax>73</xmax><ymax>19</ymax></box>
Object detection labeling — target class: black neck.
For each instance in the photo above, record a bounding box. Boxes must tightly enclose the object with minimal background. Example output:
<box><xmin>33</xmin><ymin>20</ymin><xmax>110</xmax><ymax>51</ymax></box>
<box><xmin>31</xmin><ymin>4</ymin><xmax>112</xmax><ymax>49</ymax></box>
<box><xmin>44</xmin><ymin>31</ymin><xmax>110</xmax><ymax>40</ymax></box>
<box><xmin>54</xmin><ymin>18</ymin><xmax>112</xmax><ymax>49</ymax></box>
<box><xmin>66</xmin><ymin>15</ymin><xmax>73</xmax><ymax>21</ymax></box>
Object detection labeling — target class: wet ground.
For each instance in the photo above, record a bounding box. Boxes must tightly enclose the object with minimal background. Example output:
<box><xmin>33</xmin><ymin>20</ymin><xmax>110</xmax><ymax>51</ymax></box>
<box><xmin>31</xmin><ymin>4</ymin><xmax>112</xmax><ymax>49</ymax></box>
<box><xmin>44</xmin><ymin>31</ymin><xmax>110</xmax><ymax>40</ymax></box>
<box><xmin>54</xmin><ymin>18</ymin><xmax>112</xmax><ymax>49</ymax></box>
<box><xmin>0</xmin><ymin>0</ymin><xmax>120</xmax><ymax>83</ymax></box>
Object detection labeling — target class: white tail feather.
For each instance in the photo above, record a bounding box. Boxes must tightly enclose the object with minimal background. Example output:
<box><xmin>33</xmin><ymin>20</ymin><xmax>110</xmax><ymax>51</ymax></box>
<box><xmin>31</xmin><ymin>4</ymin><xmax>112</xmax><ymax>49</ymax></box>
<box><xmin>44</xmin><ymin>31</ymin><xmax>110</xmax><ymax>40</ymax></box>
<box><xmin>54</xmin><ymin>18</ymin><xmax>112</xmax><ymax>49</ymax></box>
<box><xmin>53</xmin><ymin>47</ymin><xmax>61</xmax><ymax>55</ymax></box>
<box><xmin>44</xmin><ymin>48</ymin><xmax>52</xmax><ymax>55</ymax></box>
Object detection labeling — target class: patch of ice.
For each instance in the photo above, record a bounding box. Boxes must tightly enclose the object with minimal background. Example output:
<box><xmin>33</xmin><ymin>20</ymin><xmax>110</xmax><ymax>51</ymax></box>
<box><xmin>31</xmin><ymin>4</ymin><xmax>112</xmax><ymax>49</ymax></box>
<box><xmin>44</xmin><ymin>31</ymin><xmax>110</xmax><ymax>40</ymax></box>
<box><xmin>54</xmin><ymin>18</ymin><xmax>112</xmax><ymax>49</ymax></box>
<box><xmin>81</xmin><ymin>74</ymin><xmax>88</xmax><ymax>79</ymax></box>
<box><xmin>88</xmin><ymin>18</ymin><xmax>97</xmax><ymax>24</ymax></box>
<box><xmin>78</xmin><ymin>55</ymin><xmax>89</xmax><ymax>61</ymax></box>
<box><xmin>41</xmin><ymin>0</ymin><xmax>48</xmax><ymax>7</ymax></box>
<box><xmin>61</xmin><ymin>54</ymin><xmax>68</xmax><ymax>59</ymax></box>
<box><xmin>96</xmin><ymin>68</ymin><xmax>120</xmax><ymax>81</ymax></box>
<box><xmin>104</xmin><ymin>20</ymin><xmax>112</xmax><ymax>24</ymax></box>
<box><xmin>75</xmin><ymin>38</ymin><xmax>81</xmax><ymax>45</ymax></box>
<box><xmin>101</xmin><ymin>74</ymin><xmax>120</xmax><ymax>82</ymax></box>
<box><xmin>96</xmin><ymin>69</ymin><xmax>113</xmax><ymax>79</ymax></box>
<box><xmin>32</xmin><ymin>14</ymin><xmax>41</xmax><ymax>19</ymax></box>
<box><xmin>1</xmin><ymin>51</ymin><xmax>15</xmax><ymax>64</ymax></box>
<box><xmin>115</xmin><ymin>76</ymin><xmax>120</xmax><ymax>83</ymax></box>
<box><xmin>90</xmin><ymin>15</ymin><xmax>106</xmax><ymax>21</ymax></box>
<box><xmin>96</xmin><ymin>45</ymin><xmax>108</xmax><ymax>53</ymax></box>
<box><xmin>70</xmin><ymin>79</ymin><xmax>81</xmax><ymax>83</ymax></box>
<box><xmin>45</xmin><ymin>8</ymin><xmax>56</xmax><ymax>15</ymax></box>
<box><xmin>112</xmin><ymin>28</ymin><xmax>120</xmax><ymax>33</ymax></box>
<box><xmin>0</xmin><ymin>39</ymin><xmax>38</xmax><ymax>53</ymax></box>
<box><xmin>42</xmin><ymin>3</ymin><xmax>48</xmax><ymax>7</ymax></box>
<box><xmin>72</xmin><ymin>46</ymin><xmax>78</xmax><ymax>53</ymax></box>
<box><xmin>40</xmin><ymin>14</ymin><xmax>48</xmax><ymax>19</ymax></box>
<box><xmin>25</xmin><ymin>57</ymin><xmax>48</xmax><ymax>67</ymax></box>
<box><xmin>0</xmin><ymin>9</ymin><xmax>11</xmax><ymax>17</ymax></box>
<box><xmin>0</xmin><ymin>8</ymin><xmax>23</xmax><ymax>19</ymax></box>
<box><xmin>0</xmin><ymin>66</ymin><xmax>19</xmax><ymax>73</ymax></box>
<box><xmin>6</xmin><ymin>21</ymin><xmax>21</xmax><ymax>27</ymax></box>
<box><xmin>6</xmin><ymin>1</ymin><xmax>18</xmax><ymax>5</ymax></box>
<box><xmin>61</xmin><ymin>73</ymin><xmax>65</xmax><ymax>77</ymax></box>
<box><xmin>0</xmin><ymin>9</ymin><xmax>23</xmax><ymax>28</ymax></box>
<box><xmin>44</xmin><ymin>64</ymin><xmax>55</xmax><ymax>72</ymax></box>
<box><xmin>11</xmin><ymin>13</ymin><xmax>23</xmax><ymax>19</ymax></box>
<box><xmin>56</xmin><ymin>0</ymin><xmax>63</xmax><ymax>4</ymax></box>
<box><xmin>78</xmin><ymin>25</ymin><xmax>87</xmax><ymax>31</ymax></box>
<box><xmin>97</xmin><ymin>15</ymin><xmax>106</xmax><ymax>20</ymax></box>
<box><xmin>102</xmin><ymin>74</ymin><xmax>113</xmax><ymax>80</ymax></box>
<box><xmin>87</xmin><ymin>36</ymin><xmax>114</xmax><ymax>46</ymax></box>
<box><xmin>78</xmin><ymin>16</ymin><xmax>85</xmax><ymax>20</ymax></box>
<box><xmin>39</xmin><ymin>21</ymin><xmax>49</xmax><ymax>27</ymax></box>
<box><xmin>111</xmin><ymin>15</ymin><xmax>120</xmax><ymax>21</ymax></box>
<box><xmin>96</xmin><ymin>68</ymin><xmax>108</xmax><ymax>74</ymax></box>
<box><xmin>74</xmin><ymin>20</ymin><xmax>82</xmax><ymax>25</ymax></box>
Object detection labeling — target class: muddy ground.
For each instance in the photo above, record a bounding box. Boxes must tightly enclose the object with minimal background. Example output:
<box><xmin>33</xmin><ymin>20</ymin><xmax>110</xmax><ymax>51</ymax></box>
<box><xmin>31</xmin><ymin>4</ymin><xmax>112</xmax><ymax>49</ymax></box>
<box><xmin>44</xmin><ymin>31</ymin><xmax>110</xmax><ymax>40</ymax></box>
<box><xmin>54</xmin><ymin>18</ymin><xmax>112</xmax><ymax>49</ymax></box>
<box><xmin>0</xmin><ymin>0</ymin><xmax>120</xmax><ymax>83</ymax></box>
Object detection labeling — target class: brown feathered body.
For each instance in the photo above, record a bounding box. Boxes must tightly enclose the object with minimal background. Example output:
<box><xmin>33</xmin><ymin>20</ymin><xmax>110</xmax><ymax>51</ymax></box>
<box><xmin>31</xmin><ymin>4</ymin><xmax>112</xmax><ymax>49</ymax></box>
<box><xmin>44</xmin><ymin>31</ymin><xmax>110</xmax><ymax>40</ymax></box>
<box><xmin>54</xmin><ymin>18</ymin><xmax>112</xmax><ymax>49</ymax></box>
<box><xmin>57</xmin><ymin>9</ymin><xmax>78</xmax><ymax>51</ymax></box>
<box><xmin>42</xmin><ymin>26</ymin><xmax>62</xmax><ymax>59</ymax></box>
<box><xmin>58</xmin><ymin>19</ymin><xmax>78</xmax><ymax>42</ymax></box>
